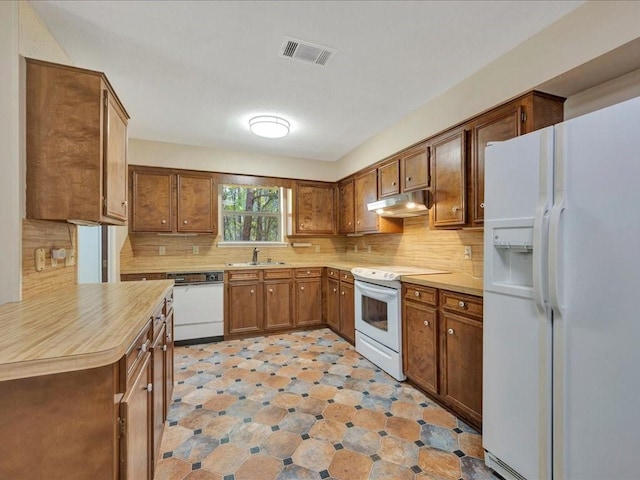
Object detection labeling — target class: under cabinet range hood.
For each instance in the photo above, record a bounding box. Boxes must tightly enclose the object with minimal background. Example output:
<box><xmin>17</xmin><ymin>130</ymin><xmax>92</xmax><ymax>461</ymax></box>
<box><xmin>367</xmin><ymin>190</ymin><xmax>430</xmax><ymax>218</ymax></box>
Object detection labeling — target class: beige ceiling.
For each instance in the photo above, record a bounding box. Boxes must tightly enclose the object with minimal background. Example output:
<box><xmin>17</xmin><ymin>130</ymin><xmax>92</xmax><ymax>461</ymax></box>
<box><xmin>30</xmin><ymin>0</ymin><xmax>584</xmax><ymax>161</ymax></box>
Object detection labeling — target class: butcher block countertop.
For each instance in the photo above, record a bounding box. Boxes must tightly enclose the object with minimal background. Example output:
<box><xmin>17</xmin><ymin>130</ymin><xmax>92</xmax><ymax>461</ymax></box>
<box><xmin>0</xmin><ymin>280</ymin><xmax>173</xmax><ymax>382</ymax></box>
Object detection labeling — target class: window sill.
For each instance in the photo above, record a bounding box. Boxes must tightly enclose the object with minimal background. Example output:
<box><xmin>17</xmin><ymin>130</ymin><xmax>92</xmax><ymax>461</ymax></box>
<box><xmin>217</xmin><ymin>241</ymin><xmax>289</xmax><ymax>248</ymax></box>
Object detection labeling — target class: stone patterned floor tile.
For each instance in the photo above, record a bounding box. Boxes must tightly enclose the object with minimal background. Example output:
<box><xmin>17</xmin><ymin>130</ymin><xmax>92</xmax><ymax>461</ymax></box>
<box><xmin>234</xmin><ymin>454</ymin><xmax>283</xmax><ymax>480</ymax></box>
<box><xmin>328</xmin><ymin>448</ymin><xmax>373</xmax><ymax>479</ymax></box>
<box><xmin>154</xmin><ymin>328</ymin><xmax>498</xmax><ymax>480</ymax></box>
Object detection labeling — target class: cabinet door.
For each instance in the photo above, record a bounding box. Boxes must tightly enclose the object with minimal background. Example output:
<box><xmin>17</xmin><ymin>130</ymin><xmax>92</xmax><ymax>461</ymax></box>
<box><xmin>264</xmin><ymin>280</ymin><xmax>294</xmax><ymax>330</ymax></box>
<box><xmin>338</xmin><ymin>179</ymin><xmax>355</xmax><ymax>234</ymax></box>
<box><xmin>103</xmin><ymin>89</ymin><xmax>128</xmax><ymax>222</ymax></box>
<box><xmin>164</xmin><ymin>310</ymin><xmax>174</xmax><ymax>420</ymax></box>
<box><xmin>326</xmin><ymin>277</ymin><xmax>340</xmax><ymax>330</ymax></box>
<box><xmin>131</xmin><ymin>170</ymin><xmax>173</xmax><ymax>233</ymax></box>
<box><xmin>470</xmin><ymin>104</ymin><xmax>521</xmax><ymax>225</ymax></box>
<box><xmin>378</xmin><ymin>160</ymin><xmax>400</xmax><ymax>198</ymax></box>
<box><xmin>441</xmin><ymin>312</ymin><xmax>482</xmax><ymax>424</ymax></box>
<box><xmin>151</xmin><ymin>326</ymin><xmax>166</xmax><ymax>466</ymax></box>
<box><xmin>226</xmin><ymin>283</ymin><xmax>262</xmax><ymax>335</ymax></box>
<box><xmin>339</xmin><ymin>282</ymin><xmax>355</xmax><ymax>344</ymax></box>
<box><xmin>294</xmin><ymin>182</ymin><xmax>336</xmax><ymax>235</ymax></box>
<box><xmin>295</xmin><ymin>279</ymin><xmax>323</xmax><ymax>326</ymax></box>
<box><xmin>401</xmin><ymin>143</ymin><xmax>430</xmax><ymax>192</ymax></box>
<box><xmin>432</xmin><ymin>129</ymin><xmax>467</xmax><ymax>228</ymax></box>
<box><xmin>177</xmin><ymin>174</ymin><xmax>216</xmax><ymax>233</ymax></box>
<box><xmin>120</xmin><ymin>353</ymin><xmax>152</xmax><ymax>480</ymax></box>
<box><xmin>354</xmin><ymin>170</ymin><xmax>378</xmax><ymax>233</ymax></box>
<box><xmin>403</xmin><ymin>302</ymin><xmax>438</xmax><ymax>396</ymax></box>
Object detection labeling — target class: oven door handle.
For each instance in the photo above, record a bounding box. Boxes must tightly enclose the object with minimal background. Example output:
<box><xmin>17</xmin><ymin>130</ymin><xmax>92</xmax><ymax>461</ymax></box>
<box><xmin>355</xmin><ymin>281</ymin><xmax>397</xmax><ymax>299</ymax></box>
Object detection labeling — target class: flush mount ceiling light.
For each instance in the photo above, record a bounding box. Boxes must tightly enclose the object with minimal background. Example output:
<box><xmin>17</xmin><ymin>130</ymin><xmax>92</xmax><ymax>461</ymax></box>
<box><xmin>249</xmin><ymin>115</ymin><xmax>290</xmax><ymax>139</ymax></box>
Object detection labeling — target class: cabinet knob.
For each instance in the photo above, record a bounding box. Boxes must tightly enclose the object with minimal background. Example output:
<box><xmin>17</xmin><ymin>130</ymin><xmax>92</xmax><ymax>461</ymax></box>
<box><xmin>122</xmin><ymin>201</ymin><xmax>128</xmax><ymax>207</ymax></box>
<box><xmin>307</xmin><ymin>270</ymin><xmax>311</xmax><ymax>274</ymax></box>
<box><xmin>458</xmin><ymin>301</ymin><xmax>466</xmax><ymax>309</ymax></box>
<box><xmin>139</xmin><ymin>341</ymin><xmax>149</xmax><ymax>353</ymax></box>
<box><xmin>330</xmin><ymin>271</ymin><xmax>334</xmax><ymax>276</ymax></box>
<box><xmin>145</xmin><ymin>383</ymin><xmax>153</xmax><ymax>392</ymax></box>
<box><xmin>348</xmin><ymin>222</ymin><xmax>352</xmax><ymax>226</ymax></box>
<box><xmin>167</xmin><ymin>333</ymin><xmax>172</xmax><ymax>342</ymax></box>
<box><xmin>406</xmin><ymin>176</ymin><xmax>412</xmax><ymax>182</ymax></box>
<box><xmin>183</xmin><ymin>220</ymin><xmax>188</xmax><ymax>224</ymax></box>
<box><xmin>300</xmin><ymin>223</ymin><xmax>304</xmax><ymax>227</ymax></box>
<box><xmin>423</xmin><ymin>320</ymin><xmax>429</xmax><ymax>327</ymax></box>
<box><xmin>452</xmin><ymin>207</ymin><xmax>459</xmax><ymax>212</ymax></box>
<box><xmin>162</xmin><ymin>344</ymin><xmax>167</xmax><ymax>352</ymax></box>
<box><xmin>333</xmin><ymin>288</ymin><xmax>337</xmax><ymax>293</ymax></box>
<box><xmin>141</xmin><ymin>277</ymin><xmax>147</xmax><ymax>281</ymax></box>
<box><xmin>161</xmin><ymin>219</ymin><xmax>167</xmax><ymax>224</ymax></box>
<box><xmin>269</xmin><ymin>288</ymin><xmax>273</xmax><ymax>293</ymax></box>
<box><xmin>357</xmin><ymin>221</ymin><xmax>360</xmax><ymax>225</ymax></box>
<box><xmin>414</xmin><ymin>291</ymin><xmax>420</xmax><ymax>297</ymax></box>
<box><xmin>448</xmin><ymin>328</ymin><xmax>454</xmax><ymax>335</ymax></box>
<box><xmin>250</xmin><ymin>289</ymin><xmax>254</xmax><ymax>294</ymax></box>
<box><xmin>480</xmin><ymin>203</ymin><xmax>485</xmax><ymax>209</ymax></box>
<box><xmin>343</xmin><ymin>274</ymin><xmax>348</xmax><ymax>279</ymax></box>
<box><xmin>300</xmin><ymin>286</ymin><xmax>305</xmax><ymax>291</ymax></box>
<box><xmin>392</xmin><ymin>181</ymin><xmax>396</xmax><ymax>186</ymax></box>
<box><xmin>341</xmin><ymin>291</ymin><xmax>345</xmax><ymax>296</ymax></box>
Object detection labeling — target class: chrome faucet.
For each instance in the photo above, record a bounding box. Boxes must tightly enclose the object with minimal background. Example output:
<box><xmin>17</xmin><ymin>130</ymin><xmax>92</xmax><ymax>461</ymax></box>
<box><xmin>252</xmin><ymin>247</ymin><xmax>260</xmax><ymax>263</ymax></box>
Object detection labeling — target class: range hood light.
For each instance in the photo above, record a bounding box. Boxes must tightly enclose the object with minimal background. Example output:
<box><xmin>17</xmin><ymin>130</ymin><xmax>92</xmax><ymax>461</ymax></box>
<box><xmin>367</xmin><ymin>190</ymin><xmax>431</xmax><ymax>218</ymax></box>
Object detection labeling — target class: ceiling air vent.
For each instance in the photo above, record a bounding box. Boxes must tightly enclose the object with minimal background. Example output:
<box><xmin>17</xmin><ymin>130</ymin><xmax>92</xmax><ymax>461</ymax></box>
<box><xmin>280</xmin><ymin>37</ymin><xmax>335</xmax><ymax>66</ymax></box>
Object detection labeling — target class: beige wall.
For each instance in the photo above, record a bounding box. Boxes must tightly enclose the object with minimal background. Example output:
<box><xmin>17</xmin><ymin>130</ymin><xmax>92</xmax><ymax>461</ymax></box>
<box><xmin>0</xmin><ymin>1</ymin><xmax>21</xmax><ymax>304</ymax></box>
<box><xmin>129</xmin><ymin>138</ymin><xmax>337</xmax><ymax>182</ymax></box>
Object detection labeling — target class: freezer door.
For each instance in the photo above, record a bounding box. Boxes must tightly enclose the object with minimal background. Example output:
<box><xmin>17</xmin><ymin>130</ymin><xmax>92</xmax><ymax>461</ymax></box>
<box><xmin>483</xmin><ymin>128</ymin><xmax>554</xmax><ymax>480</ymax></box>
<box><xmin>550</xmin><ymin>97</ymin><xmax>640</xmax><ymax>480</ymax></box>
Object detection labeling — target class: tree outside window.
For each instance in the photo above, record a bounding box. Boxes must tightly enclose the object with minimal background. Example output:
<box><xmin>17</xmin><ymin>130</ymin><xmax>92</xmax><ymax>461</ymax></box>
<box><xmin>222</xmin><ymin>185</ymin><xmax>282</xmax><ymax>242</ymax></box>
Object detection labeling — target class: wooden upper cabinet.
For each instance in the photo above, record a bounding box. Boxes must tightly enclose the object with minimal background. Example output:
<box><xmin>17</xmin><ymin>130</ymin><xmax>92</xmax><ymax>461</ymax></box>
<box><xmin>293</xmin><ymin>181</ymin><xmax>336</xmax><ymax>235</ymax></box>
<box><xmin>401</xmin><ymin>142</ymin><xmax>430</xmax><ymax>192</ymax></box>
<box><xmin>431</xmin><ymin>128</ymin><xmax>467</xmax><ymax>228</ymax></box>
<box><xmin>469</xmin><ymin>92</ymin><xmax>564</xmax><ymax>226</ymax></box>
<box><xmin>470</xmin><ymin>104</ymin><xmax>521</xmax><ymax>226</ymax></box>
<box><xmin>177</xmin><ymin>174</ymin><xmax>216</xmax><ymax>233</ymax></box>
<box><xmin>354</xmin><ymin>169</ymin><xmax>379</xmax><ymax>233</ymax></box>
<box><xmin>132</xmin><ymin>170</ymin><xmax>173</xmax><ymax>233</ymax></box>
<box><xmin>26</xmin><ymin>58</ymin><xmax>129</xmax><ymax>225</ymax></box>
<box><xmin>338</xmin><ymin>179</ymin><xmax>355</xmax><ymax>234</ymax></box>
<box><xmin>129</xmin><ymin>166</ymin><xmax>217</xmax><ymax>234</ymax></box>
<box><xmin>378</xmin><ymin>160</ymin><xmax>400</xmax><ymax>198</ymax></box>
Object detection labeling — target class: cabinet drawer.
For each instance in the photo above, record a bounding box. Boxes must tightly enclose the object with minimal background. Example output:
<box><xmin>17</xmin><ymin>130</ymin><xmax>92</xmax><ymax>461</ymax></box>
<box><xmin>164</xmin><ymin>289</ymin><xmax>174</xmax><ymax>315</ymax></box>
<box><xmin>152</xmin><ymin>303</ymin><xmax>165</xmax><ymax>340</ymax></box>
<box><xmin>440</xmin><ymin>290</ymin><xmax>483</xmax><ymax>319</ymax></box>
<box><xmin>295</xmin><ymin>267</ymin><xmax>322</xmax><ymax>278</ymax></box>
<box><xmin>403</xmin><ymin>284</ymin><xmax>437</xmax><ymax>306</ymax></box>
<box><xmin>121</xmin><ymin>272</ymin><xmax>167</xmax><ymax>282</ymax></box>
<box><xmin>340</xmin><ymin>270</ymin><xmax>354</xmax><ymax>284</ymax></box>
<box><xmin>326</xmin><ymin>268</ymin><xmax>339</xmax><ymax>279</ymax></box>
<box><xmin>263</xmin><ymin>268</ymin><xmax>293</xmax><ymax>280</ymax></box>
<box><xmin>226</xmin><ymin>269</ymin><xmax>262</xmax><ymax>282</ymax></box>
<box><xmin>125</xmin><ymin>321</ymin><xmax>152</xmax><ymax>383</ymax></box>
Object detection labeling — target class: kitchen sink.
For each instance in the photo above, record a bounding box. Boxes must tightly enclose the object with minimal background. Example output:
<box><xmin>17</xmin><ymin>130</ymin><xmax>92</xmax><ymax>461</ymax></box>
<box><xmin>225</xmin><ymin>261</ymin><xmax>287</xmax><ymax>267</ymax></box>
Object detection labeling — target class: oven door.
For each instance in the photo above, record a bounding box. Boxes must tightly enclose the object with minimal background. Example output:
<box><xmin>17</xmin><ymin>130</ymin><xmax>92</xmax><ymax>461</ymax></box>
<box><xmin>354</xmin><ymin>280</ymin><xmax>400</xmax><ymax>351</ymax></box>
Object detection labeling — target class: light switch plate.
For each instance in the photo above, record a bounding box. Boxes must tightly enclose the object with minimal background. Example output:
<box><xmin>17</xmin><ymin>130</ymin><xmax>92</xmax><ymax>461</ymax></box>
<box><xmin>35</xmin><ymin>248</ymin><xmax>45</xmax><ymax>271</ymax></box>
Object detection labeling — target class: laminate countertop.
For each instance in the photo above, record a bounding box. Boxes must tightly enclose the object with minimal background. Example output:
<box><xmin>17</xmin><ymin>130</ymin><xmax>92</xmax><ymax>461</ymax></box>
<box><xmin>0</xmin><ymin>280</ymin><xmax>174</xmax><ymax>382</ymax></box>
<box><xmin>121</xmin><ymin>262</ymin><xmax>483</xmax><ymax>297</ymax></box>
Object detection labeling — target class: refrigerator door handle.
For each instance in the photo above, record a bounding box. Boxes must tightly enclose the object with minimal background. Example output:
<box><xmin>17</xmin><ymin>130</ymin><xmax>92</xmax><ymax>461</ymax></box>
<box><xmin>533</xmin><ymin>129</ymin><xmax>553</xmax><ymax>313</ymax></box>
<box><xmin>548</xmin><ymin>201</ymin><xmax>564</xmax><ymax>315</ymax></box>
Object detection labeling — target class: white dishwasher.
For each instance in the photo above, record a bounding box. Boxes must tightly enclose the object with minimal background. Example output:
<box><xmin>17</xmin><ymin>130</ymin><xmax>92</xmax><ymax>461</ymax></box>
<box><xmin>167</xmin><ymin>271</ymin><xmax>224</xmax><ymax>344</ymax></box>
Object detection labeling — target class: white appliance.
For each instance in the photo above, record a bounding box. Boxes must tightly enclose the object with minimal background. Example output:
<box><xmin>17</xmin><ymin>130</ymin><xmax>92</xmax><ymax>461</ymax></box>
<box><xmin>352</xmin><ymin>266</ymin><xmax>448</xmax><ymax>381</ymax></box>
<box><xmin>483</xmin><ymin>96</ymin><xmax>640</xmax><ymax>480</ymax></box>
<box><xmin>167</xmin><ymin>271</ymin><xmax>224</xmax><ymax>343</ymax></box>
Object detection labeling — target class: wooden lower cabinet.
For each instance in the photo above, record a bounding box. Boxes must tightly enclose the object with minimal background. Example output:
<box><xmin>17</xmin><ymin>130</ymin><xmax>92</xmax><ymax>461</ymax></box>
<box><xmin>441</xmin><ymin>312</ymin><xmax>483</xmax><ymax>425</ymax></box>
<box><xmin>402</xmin><ymin>283</ymin><xmax>483</xmax><ymax>429</ymax></box>
<box><xmin>151</xmin><ymin>323</ymin><xmax>166</xmax><ymax>466</ymax></box>
<box><xmin>295</xmin><ymin>277</ymin><xmax>323</xmax><ymax>326</ymax></box>
<box><xmin>326</xmin><ymin>277</ymin><xmax>340</xmax><ymax>330</ymax></box>
<box><xmin>121</xmin><ymin>352</ymin><xmax>153</xmax><ymax>480</ymax></box>
<box><xmin>226</xmin><ymin>282</ymin><xmax>263</xmax><ymax>335</ymax></box>
<box><xmin>164</xmin><ymin>308</ymin><xmax>174</xmax><ymax>419</ymax></box>
<box><xmin>339</xmin><ymin>282</ymin><xmax>355</xmax><ymax>343</ymax></box>
<box><xmin>264</xmin><ymin>279</ymin><xmax>294</xmax><ymax>330</ymax></box>
<box><xmin>403</xmin><ymin>300</ymin><xmax>439</xmax><ymax>397</ymax></box>
<box><xmin>325</xmin><ymin>269</ymin><xmax>355</xmax><ymax>344</ymax></box>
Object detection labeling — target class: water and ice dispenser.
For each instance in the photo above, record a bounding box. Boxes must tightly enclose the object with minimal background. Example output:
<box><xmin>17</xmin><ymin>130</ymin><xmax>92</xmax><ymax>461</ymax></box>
<box><xmin>487</xmin><ymin>220</ymin><xmax>535</xmax><ymax>295</ymax></box>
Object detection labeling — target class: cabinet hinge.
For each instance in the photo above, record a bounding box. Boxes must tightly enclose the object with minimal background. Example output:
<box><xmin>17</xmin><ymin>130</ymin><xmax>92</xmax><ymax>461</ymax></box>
<box><xmin>118</xmin><ymin>416</ymin><xmax>126</xmax><ymax>438</ymax></box>
<box><xmin>521</xmin><ymin>111</ymin><xmax>527</xmax><ymax>122</ymax></box>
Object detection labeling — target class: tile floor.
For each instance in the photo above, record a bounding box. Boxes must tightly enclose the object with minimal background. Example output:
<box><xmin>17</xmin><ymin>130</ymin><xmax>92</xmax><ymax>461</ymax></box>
<box><xmin>154</xmin><ymin>328</ymin><xmax>498</xmax><ymax>480</ymax></box>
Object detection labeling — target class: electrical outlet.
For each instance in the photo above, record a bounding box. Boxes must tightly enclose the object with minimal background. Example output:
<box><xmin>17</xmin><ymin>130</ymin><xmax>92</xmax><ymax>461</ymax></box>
<box><xmin>159</xmin><ymin>246</ymin><xmax>166</xmax><ymax>256</ymax></box>
<box><xmin>35</xmin><ymin>248</ymin><xmax>45</xmax><ymax>272</ymax></box>
<box><xmin>464</xmin><ymin>245</ymin><xmax>472</xmax><ymax>259</ymax></box>
<box><xmin>65</xmin><ymin>248</ymin><xmax>75</xmax><ymax>266</ymax></box>
<box><xmin>315</xmin><ymin>245</ymin><xmax>320</xmax><ymax>253</ymax></box>
<box><xmin>192</xmin><ymin>245</ymin><xmax>199</xmax><ymax>255</ymax></box>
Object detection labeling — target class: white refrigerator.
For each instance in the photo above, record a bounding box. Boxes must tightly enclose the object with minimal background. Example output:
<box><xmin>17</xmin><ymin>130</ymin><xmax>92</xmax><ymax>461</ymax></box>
<box><xmin>483</xmin><ymin>96</ymin><xmax>640</xmax><ymax>480</ymax></box>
